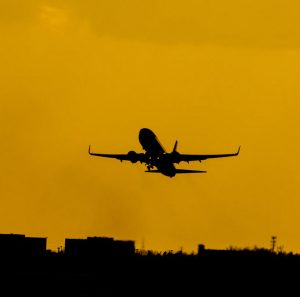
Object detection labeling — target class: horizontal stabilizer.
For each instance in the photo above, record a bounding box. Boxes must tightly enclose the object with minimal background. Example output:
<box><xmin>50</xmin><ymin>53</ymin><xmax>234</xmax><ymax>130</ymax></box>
<box><xmin>175</xmin><ymin>169</ymin><xmax>207</xmax><ymax>174</ymax></box>
<box><xmin>145</xmin><ymin>169</ymin><xmax>206</xmax><ymax>174</ymax></box>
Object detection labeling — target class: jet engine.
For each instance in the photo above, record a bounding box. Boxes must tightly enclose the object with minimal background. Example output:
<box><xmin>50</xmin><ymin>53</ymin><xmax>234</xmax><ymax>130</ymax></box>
<box><xmin>127</xmin><ymin>151</ymin><xmax>138</xmax><ymax>163</ymax></box>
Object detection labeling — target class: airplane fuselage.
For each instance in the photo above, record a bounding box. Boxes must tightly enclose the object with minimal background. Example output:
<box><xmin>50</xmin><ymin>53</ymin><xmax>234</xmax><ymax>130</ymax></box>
<box><xmin>139</xmin><ymin>128</ymin><xmax>177</xmax><ymax>177</ymax></box>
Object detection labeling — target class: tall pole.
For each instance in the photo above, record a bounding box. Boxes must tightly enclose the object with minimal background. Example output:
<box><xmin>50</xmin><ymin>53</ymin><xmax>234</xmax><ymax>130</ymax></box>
<box><xmin>271</xmin><ymin>236</ymin><xmax>277</xmax><ymax>252</ymax></box>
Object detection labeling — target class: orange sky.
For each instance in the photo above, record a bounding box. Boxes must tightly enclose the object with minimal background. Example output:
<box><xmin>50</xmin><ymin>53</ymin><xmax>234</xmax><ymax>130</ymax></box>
<box><xmin>1</xmin><ymin>0</ymin><xmax>300</xmax><ymax>253</ymax></box>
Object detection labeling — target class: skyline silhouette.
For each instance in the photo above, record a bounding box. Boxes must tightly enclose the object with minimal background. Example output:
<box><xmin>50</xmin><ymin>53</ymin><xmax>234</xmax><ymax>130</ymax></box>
<box><xmin>0</xmin><ymin>233</ymin><xmax>298</xmax><ymax>296</ymax></box>
<box><xmin>0</xmin><ymin>233</ymin><xmax>292</xmax><ymax>257</ymax></box>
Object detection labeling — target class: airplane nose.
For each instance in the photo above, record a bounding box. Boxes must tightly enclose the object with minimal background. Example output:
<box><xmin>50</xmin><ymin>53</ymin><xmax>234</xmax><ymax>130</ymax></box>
<box><xmin>139</xmin><ymin>128</ymin><xmax>155</xmax><ymax>141</ymax></box>
<box><xmin>139</xmin><ymin>128</ymin><xmax>154</xmax><ymax>135</ymax></box>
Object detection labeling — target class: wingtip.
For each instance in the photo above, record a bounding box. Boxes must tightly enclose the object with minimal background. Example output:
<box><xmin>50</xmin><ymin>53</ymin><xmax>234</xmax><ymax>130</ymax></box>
<box><xmin>236</xmin><ymin>146</ymin><xmax>241</xmax><ymax>155</ymax></box>
<box><xmin>88</xmin><ymin>145</ymin><xmax>91</xmax><ymax>154</ymax></box>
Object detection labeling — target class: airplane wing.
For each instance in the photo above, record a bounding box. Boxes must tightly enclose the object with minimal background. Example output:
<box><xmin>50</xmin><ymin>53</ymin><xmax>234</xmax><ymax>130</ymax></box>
<box><xmin>175</xmin><ymin>146</ymin><xmax>240</xmax><ymax>163</ymax></box>
<box><xmin>89</xmin><ymin>146</ymin><xmax>146</xmax><ymax>163</ymax></box>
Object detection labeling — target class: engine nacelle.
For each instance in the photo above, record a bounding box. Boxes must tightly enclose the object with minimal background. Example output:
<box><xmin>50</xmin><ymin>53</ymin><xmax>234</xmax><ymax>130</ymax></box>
<box><xmin>127</xmin><ymin>150</ymin><xmax>138</xmax><ymax>163</ymax></box>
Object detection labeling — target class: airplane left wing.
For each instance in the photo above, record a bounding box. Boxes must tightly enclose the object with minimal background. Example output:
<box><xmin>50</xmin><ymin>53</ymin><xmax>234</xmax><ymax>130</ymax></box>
<box><xmin>174</xmin><ymin>146</ymin><xmax>240</xmax><ymax>163</ymax></box>
<box><xmin>89</xmin><ymin>146</ymin><xmax>146</xmax><ymax>163</ymax></box>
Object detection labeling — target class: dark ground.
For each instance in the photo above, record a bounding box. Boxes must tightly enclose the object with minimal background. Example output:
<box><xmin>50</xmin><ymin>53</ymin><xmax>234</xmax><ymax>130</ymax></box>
<box><xmin>0</xmin><ymin>251</ymin><xmax>299</xmax><ymax>296</ymax></box>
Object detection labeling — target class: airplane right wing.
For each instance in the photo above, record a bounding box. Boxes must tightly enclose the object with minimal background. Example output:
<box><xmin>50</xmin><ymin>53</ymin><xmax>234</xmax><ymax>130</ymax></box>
<box><xmin>89</xmin><ymin>146</ymin><xmax>146</xmax><ymax>163</ymax></box>
<box><xmin>174</xmin><ymin>146</ymin><xmax>240</xmax><ymax>163</ymax></box>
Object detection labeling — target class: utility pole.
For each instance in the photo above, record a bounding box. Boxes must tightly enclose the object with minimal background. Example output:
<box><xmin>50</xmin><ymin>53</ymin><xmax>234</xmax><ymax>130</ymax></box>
<box><xmin>271</xmin><ymin>236</ymin><xmax>277</xmax><ymax>252</ymax></box>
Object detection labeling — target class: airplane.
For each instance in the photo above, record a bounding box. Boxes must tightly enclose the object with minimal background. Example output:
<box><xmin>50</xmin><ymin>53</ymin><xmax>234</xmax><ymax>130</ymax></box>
<box><xmin>89</xmin><ymin>128</ymin><xmax>240</xmax><ymax>178</ymax></box>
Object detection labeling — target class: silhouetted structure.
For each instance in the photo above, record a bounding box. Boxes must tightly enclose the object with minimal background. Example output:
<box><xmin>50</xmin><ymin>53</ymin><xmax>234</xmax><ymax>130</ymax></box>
<box><xmin>271</xmin><ymin>235</ymin><xmax>277</xmax><ymax>252</ymax></box>
<box><xmin>0</xmin><ymin>234</ymin><xmax>46</xmax><ymax>257</ymax></box>
<box><xmin>65</xmin><ymin>236</ymin><xmax>135</xmax><ymax>257</ymax></box>
<box><xmin>198</xmin><ymin>243</ymin><xmax>235</xmax><ymax>257</ymax></box>
<box><xmin>0</xmin><ymin>235</ymin><xmax>298</xmax><ymax>296</ymax></box>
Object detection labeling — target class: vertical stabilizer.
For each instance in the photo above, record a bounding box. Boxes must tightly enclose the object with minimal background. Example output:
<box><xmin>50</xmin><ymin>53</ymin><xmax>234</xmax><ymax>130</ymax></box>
<box><xmin>172</xmin><ymin>140</ymin><xmax>178</xmax><ymax>153</ymax></box>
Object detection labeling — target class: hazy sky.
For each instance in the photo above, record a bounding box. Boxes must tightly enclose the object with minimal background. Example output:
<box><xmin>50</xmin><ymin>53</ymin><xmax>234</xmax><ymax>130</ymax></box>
<box><xmin>1</xmin><ymin>0</ymin><xmax>300</xmax><ymax>252</ymax></box>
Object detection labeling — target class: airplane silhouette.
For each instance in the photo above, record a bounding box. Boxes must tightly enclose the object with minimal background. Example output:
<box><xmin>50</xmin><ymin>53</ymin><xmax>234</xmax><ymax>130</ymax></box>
<box><xmin>89</xmin><ymin>128</ymin><xmax>240</xmax><ymax>177</ymax></box>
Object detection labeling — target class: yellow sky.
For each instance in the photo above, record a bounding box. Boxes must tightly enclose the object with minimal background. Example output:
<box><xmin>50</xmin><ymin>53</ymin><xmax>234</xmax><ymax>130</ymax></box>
<box><xmin>1</xmin><ymin>0</ymin><xmax>300</xmax><ymax>252</ymax></box>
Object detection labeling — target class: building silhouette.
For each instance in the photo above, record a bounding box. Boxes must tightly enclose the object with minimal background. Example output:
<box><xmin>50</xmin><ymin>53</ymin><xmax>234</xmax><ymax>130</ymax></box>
<box><xmin>65</xmin><ymin>236</ymin><xmax>135</xmax><ymax>257</ymax></box>
<box><xmin>0</xmin><ymin>234</ymin><xmax>46</xmax><ymax>257</ymax></box>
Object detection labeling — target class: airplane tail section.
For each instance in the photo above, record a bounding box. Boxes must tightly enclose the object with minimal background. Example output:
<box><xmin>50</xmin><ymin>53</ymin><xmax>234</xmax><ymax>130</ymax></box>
<box><xmin>175</xmin><ymin>169</ymin><xmax>206</xmax><ymax>174</ymax></box>
<box><xmin>172</xmin><ymin>140</ymin><xmax>178</xmax><ymax>153</ymax></box>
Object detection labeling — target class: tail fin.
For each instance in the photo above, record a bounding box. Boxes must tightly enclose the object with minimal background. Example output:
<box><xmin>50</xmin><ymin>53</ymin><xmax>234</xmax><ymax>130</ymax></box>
<box><xmin>172</xmin><ymin>140</ymin><xmax>178</xmax><ymax>153</ymax></box>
